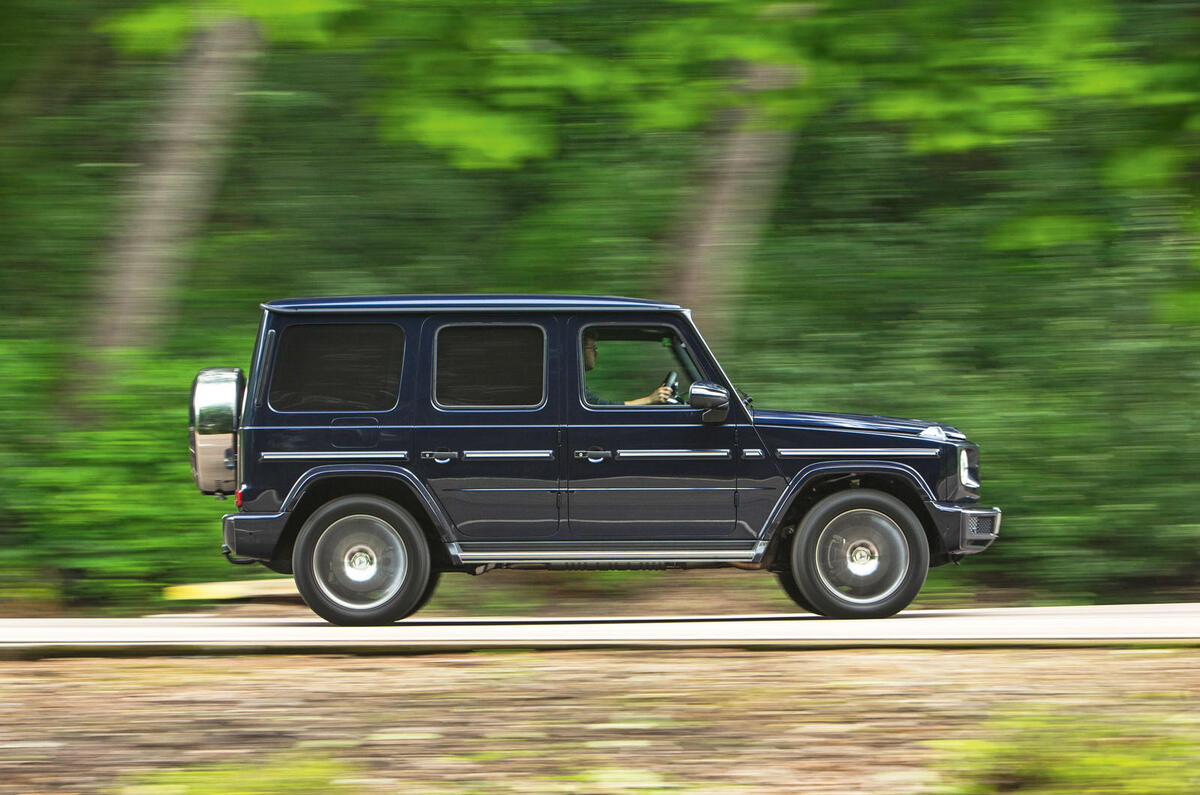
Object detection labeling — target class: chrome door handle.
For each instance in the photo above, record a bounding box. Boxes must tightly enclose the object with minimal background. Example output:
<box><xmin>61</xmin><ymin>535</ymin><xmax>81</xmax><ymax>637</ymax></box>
<box><xmin>421</xmin><ymin>450</ymin><xmax>460</xmax><ymax>462</ymax></box>
<box><xmin>574</xmin><ymin>449</ymin><xmax>613</xmax><ymax>462</ymax></box>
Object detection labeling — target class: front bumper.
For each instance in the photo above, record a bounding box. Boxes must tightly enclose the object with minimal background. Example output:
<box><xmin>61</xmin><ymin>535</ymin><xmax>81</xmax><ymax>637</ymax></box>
<box><xmin>925</xmin><ymin>502</ymin><xmax>1001</xmax><ymax>555</ymax></box>
<box><xmin>222</xmin><ymin>511</ymin><xmax>290</xmax><ymax>561</ymax></box>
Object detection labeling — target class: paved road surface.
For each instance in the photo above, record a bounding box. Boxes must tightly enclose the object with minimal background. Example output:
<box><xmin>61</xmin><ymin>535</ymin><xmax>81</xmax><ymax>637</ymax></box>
<box><xmin>1</xmin><ymin>603</ymin><xmax>1197</xmax><ymax>657</ymax></box>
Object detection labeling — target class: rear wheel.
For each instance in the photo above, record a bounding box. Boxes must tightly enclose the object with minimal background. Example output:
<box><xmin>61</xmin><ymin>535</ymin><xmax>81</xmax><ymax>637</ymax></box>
<box><xmin>786</xmin><ymin>489</ymin><xmax>929</xmax><ymax>619</ymax></box>
<box><xmin>775</xmin><ymin>570</ymin><xmax>824</xmax><ymax>615</ymax></box>
<box><xmin>293</xmin><ymin>495</ymin><xmax>431</xmax><ymax>625</ymax></box>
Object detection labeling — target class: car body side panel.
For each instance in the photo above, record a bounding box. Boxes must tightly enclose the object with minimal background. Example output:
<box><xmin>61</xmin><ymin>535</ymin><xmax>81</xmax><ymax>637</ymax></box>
<box><xmin>744</xmin><ymin>423</ymin><xmax>948</xmax><ymax>541</ymax></box>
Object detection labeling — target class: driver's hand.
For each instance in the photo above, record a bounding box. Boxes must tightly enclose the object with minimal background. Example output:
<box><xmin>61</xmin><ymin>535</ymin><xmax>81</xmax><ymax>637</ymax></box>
<box><xmin>650</xmin><ymin>385</ymin><xmax>673</xmax><ymax>404</ymax></box>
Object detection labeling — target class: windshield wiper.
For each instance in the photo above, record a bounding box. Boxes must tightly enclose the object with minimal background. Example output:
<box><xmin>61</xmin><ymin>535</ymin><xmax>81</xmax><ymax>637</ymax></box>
<box><xmin>737</xmin><ymin>388</ymin><xmax>753</xmax><ymax>406</ymax></box>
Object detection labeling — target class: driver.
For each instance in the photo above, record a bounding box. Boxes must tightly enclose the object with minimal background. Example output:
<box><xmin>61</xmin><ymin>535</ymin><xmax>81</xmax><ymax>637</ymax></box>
<box><xmin>582</xmin><ymin>330</ymin><xmax>673</xmax><ymax>406</ymax></box>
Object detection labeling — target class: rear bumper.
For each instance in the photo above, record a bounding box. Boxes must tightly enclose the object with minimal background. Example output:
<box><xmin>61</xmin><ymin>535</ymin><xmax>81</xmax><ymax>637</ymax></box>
<box><xmin>925</xmin><ymin>502</ymin><xmax>1001</xmax><ymax>555</ymax></box>
<box><xmin>222</xmin><ymin>511</ymin><xmax>290</xmax><ymax>561</ymax></box>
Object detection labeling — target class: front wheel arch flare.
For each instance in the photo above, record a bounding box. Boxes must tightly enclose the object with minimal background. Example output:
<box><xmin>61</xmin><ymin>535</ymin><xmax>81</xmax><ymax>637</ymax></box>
<box><xmin>763</xmin><ymin>470</ymin><xmax>942</xmax><ymax>569</ymax></box>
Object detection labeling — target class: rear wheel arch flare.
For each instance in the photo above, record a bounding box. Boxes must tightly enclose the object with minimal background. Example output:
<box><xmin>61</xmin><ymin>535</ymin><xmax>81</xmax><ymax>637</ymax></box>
<box><xmin>272</xmin><ymin>472</ymin><xmax>454</xmax><ymax>572</ymax></box>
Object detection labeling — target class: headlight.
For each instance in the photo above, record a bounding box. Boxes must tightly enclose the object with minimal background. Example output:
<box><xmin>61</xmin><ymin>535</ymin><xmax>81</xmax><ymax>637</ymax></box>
<box><xmin>959</xmin><ymin>448</ymin><xmax>980</xmax><ymax>489</ymax></box>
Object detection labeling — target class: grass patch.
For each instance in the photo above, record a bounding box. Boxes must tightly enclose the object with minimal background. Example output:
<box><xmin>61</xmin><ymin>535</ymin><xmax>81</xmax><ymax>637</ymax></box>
<box><xmin>113</xmin><ymin>751</ymin><xmax>365</xmax><ymax>794</ymax></box>
<box><xmin>930</xmin><ymin>711</ymin><xmax>1200</xmax><ymax>794</ymax></box>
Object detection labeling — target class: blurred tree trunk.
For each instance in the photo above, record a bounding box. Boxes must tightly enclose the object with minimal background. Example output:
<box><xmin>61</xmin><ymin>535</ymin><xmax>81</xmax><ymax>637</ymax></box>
<box><xmin>662</xmin><ymin>63</ymin><xmax>795</xmax><ymax>352</ymax></box>
<box><xmin>67</xmin><ymin>18</ymin><xmax>261</xmax><ymax>402</ymax></box>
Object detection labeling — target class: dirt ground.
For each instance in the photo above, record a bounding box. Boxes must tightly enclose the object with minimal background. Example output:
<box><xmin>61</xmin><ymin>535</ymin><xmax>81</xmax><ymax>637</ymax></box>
<box><xmin>3</xmin><ymin>645</ymin><xmax>1199</xmax><ymax>794</ymax></box>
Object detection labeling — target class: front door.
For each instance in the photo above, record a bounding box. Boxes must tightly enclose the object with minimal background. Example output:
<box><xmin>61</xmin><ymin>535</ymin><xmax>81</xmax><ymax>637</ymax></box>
<box><xmin>565</xmin><ymin>317</ymin><xmax>737</xmax><ymax>540</ymax></box>
<box><xmin>412</xmin><ymin>317</ymin><xmax>562</xmax><ymax>540</ymax></box>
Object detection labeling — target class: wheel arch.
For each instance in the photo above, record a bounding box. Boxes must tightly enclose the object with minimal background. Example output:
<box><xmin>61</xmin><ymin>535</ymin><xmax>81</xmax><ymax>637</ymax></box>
<box><xmin>268</xmin><ymin>465</ymin><xmax>458</xmax><ymax>574</ymax></box>
<box><xmin>757</xmin><ymin>463</ymin><xmax>946</xmax><ymax>570</ymax></box>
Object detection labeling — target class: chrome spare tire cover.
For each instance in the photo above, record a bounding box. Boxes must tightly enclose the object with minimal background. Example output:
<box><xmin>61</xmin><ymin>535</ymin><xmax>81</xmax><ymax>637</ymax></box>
<box><xmin>189</xmin><ymin>367</ymin><xmax>245</xmax><ymax>494</ymax></box>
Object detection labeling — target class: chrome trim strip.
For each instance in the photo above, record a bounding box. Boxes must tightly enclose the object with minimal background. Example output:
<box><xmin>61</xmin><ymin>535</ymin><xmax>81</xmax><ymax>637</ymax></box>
<box><xmin>460</xmin><ymin>449</ymin><xmax>555</xmax><ymax>461</ymax></box>
<box><xmin>456</xmin><ymin>550</ymin><xmax>756</xmax><ymax>563</ymax></box>
<box><xmin>775</xmin><ymin>448</ymin><xmax>939</xmax><ymax>458</ymax></box>
<box><xmin>742</xmin><ymin>449</ymin><xmax>765</xmax><ymax>459</ymax></box>
<box><xmin>570</xmin><ymin>423</ymin><xmax>750</xmax><ymax>429</ymax></box>
<box><xmin>754</xmin><ymin>424</ymin><xmax>957</xmax><ymax>443</ymax></box>
<box><xmin>453</xmin><ymin>488</ymin><xmax>561</xmax><ymax>492</ymax></box>
<box><xmin>616</xmin><ymin>449</ymin><xmax>731</xmax><ymax>459</ymax></box>
<box><xmin>261</xmin><ymin>451</ymin><xmax>409</xmax><ymax>461</ymax></box>
<box><xmin>568</xmin><ymin>487</ymin><xmax>739</xmax><ymax>491</ymax></box>
<box><xmin>452</xmin><ymin>486</ymin><xmax>751</xmax><ymax>492</ymax></box>
<box><xmin>245</xmin><ymin>423</ymin><xmax>754</xmax><ymax>430</ymax></box>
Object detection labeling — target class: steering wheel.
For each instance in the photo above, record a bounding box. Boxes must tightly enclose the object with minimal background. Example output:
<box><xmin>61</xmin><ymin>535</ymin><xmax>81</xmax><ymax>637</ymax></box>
<box><xmin>661</xmin><ymin>371</ymin><xmax>681</xmax><ymax>404</ymax></box>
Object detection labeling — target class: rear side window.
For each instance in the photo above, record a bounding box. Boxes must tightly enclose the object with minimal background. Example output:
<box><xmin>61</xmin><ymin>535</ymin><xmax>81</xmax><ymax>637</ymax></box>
<box><xmin>435</xmin><ymin>325</ymin><xmax>545</xmax><ymax>407</ymax></box>
<box><xmin>269</xmin><ymin>323</ymin><xmax>404</xmax><ymax>412</ymax></box>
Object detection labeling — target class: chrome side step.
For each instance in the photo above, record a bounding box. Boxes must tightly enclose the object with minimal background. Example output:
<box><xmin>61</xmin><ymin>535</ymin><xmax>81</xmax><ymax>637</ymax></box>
<box><xmin>455</xmin><ymin>549</ymin><xmax>757</xmax><ymax>564</ymax></box>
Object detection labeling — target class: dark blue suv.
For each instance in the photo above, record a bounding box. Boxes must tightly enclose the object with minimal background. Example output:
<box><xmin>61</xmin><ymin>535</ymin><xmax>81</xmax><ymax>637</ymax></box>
<box><xmin>189</xmin><ymin>295</ymin><xmax>1000</xmax><ymax>625</ymax></box>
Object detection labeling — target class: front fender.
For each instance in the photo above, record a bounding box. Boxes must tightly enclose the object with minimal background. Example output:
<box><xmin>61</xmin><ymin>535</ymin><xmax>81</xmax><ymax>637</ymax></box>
<box><xmin>756</xmin><ymin>460</ymin><xmax>936</xmax><ymax>551</ymax></box>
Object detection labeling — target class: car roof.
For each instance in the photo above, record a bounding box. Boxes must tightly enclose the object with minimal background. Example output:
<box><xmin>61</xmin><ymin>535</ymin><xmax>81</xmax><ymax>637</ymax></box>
<box><xmin>263</xmin><ymin>294</ymin><xmax>684</xmax><ymax>314</ymax></box>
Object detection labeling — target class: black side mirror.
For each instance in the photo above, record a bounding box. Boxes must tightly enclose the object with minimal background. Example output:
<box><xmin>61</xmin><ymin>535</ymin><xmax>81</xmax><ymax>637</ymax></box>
<box><xmin>689</xmin><ymin>380</ymin><xmax>729</xmax><ymax>423</ymax></box>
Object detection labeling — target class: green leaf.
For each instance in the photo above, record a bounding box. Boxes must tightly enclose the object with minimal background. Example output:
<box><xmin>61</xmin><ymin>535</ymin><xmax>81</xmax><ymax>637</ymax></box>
<box><xmin>379</xmin><ymin>99</ymin><xmax>556</xmax><ymax>168</ymax></box>
<box><xmin>1104</xmin><ymin>146</ymin><xmax>1186</xmax><ymax>189</ymax></box>
<box><xmin>987</xmin><ymin>215</ymin><xmax>1105</xmax><ymax>251</ymax></box>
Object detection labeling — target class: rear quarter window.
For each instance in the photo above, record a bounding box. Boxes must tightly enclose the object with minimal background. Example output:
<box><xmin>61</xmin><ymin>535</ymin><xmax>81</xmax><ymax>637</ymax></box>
<box><xmin>268</xmin><ymin>323</ymin><xmax>404</xmax><ymax>412</ymax></box>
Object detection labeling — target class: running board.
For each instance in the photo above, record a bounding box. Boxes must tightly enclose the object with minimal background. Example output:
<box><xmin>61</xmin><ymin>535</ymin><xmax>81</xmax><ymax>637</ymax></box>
<box><xmin>454</xmin><ymin>549</ymin><xmax>758</xmax><ymax>564</ymax></box>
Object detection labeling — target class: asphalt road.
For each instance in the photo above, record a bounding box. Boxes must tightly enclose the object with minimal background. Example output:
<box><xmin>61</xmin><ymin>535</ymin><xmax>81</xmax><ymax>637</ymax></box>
<box><xmin>1</xmin><ymin>603</ymin><xmax>1197</xmax><ymax>657</ymax></box>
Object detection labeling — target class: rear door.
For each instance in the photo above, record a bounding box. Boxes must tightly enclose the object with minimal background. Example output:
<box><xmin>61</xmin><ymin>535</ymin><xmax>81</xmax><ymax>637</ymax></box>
<box><xmin>411</xmin><ymin>316</ymin><xmax>562</xmax><ymax>540</ymax></box>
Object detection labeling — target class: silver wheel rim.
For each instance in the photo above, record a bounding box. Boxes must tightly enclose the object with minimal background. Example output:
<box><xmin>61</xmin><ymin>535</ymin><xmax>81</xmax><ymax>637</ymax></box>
<box><xmin>813</xmin><ymin>508</ymin><xmax>910</xmax><ymax>606</ymax></box>
<box><xmin>312</xmin><ymin>514</ymin><xmax>408</xmax><ymax>610</ymax></box>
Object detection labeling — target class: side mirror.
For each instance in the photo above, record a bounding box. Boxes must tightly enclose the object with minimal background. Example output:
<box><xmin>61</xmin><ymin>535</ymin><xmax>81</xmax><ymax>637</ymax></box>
<box><xmin>689</xmin><ymin>380</ymin><xmax>729</xmax><ymax>423</ymax></box>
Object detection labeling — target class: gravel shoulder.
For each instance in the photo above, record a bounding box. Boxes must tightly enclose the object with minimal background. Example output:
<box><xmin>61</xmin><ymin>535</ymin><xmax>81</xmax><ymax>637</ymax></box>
<box><xmin>4</xmin><ymin>647</ymin><xmax>1199</xmax><ymax>794</ymax></box>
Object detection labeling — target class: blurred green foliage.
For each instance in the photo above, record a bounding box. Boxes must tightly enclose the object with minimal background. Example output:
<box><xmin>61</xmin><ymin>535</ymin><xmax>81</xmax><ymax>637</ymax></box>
<box><xmin>931</xmin><ymin>712</ymin><xmax>1200</xmax><ymax>793</ymax></box>
<box><xmin>115</xmin><ymin>751</ymin><xmax>363</xmax><ymax>794</ymax></box>
<box><xmin>0</xmin><ymin>0</ymin><xmax>1198</xmax><ymax>608</ymax></box>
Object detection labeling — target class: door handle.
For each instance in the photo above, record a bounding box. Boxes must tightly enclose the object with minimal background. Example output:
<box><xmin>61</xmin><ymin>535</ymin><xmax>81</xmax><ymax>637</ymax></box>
<box><xmin>574</xmin><ymin>449</ymin><xmax>613</xmax><ymax>462</ymax></box>
<box><xmin>421</xmin><ymin>450</ymin><xmax>460</xmax><ymax>463</ymax></box>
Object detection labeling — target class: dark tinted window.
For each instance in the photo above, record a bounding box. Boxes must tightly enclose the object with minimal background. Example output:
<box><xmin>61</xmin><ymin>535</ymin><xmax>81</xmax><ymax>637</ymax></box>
<box><xmin>436</xmin><ymin>325</ymin><xmax>545</xmax><ymax>407</ymax></box>
<box><xmin>269</xmin><ymin>323</ymin><xmax>404</xmax><ymax>412</ymax></box>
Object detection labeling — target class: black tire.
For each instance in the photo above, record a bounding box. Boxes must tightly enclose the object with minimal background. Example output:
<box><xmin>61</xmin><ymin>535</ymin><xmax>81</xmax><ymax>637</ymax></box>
<box><xmin>775</xmin><ymin>570</ymin><xmax>824</xmax><ymax>615</ymax></box>
<box><xmin>787</xmin><ymin>489</ymin><xmax>929</xmax><ymax>619</ymax></box>
<box><xmin>411</xmin><ymin>570</ymin><xmax>441</xmax><ymax>614</ymax></box>
<box><xmin>292</xmin><ymin>495</ymin><xmax>432</xmax><ymax>626</ymax></box>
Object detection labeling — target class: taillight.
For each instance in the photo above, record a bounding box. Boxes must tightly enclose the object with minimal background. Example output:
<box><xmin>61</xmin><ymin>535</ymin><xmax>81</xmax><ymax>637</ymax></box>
<box><xmin>235</xmin><ymin>489</ymin><xmax>243</xmax><ymax>509</ymax></box>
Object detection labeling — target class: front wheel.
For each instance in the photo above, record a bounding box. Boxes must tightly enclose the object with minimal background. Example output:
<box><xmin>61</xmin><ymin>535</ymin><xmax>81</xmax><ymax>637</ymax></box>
<box><xmin>293</xmin><ymin>495</ymin><xmax>432</xmax><ymax>625</ymax></box>
<box><xmin>786</xmin><ymin>489</ymin><xmax>929</xmax><ymax>619</ymax></box>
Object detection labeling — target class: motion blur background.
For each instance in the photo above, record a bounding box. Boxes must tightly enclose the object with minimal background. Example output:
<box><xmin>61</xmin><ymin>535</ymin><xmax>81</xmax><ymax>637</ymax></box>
<box><xmin>1</xmin><ymin>0</ymin><xmax>1198</xmax><ymax>612</ymax></box>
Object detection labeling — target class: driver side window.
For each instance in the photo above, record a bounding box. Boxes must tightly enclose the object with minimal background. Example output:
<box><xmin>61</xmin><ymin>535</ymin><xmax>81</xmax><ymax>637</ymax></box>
<box><xmin>580</xmin><ymin>325</ymin><xmax>703</xmax><ymax>407</ymax></box>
